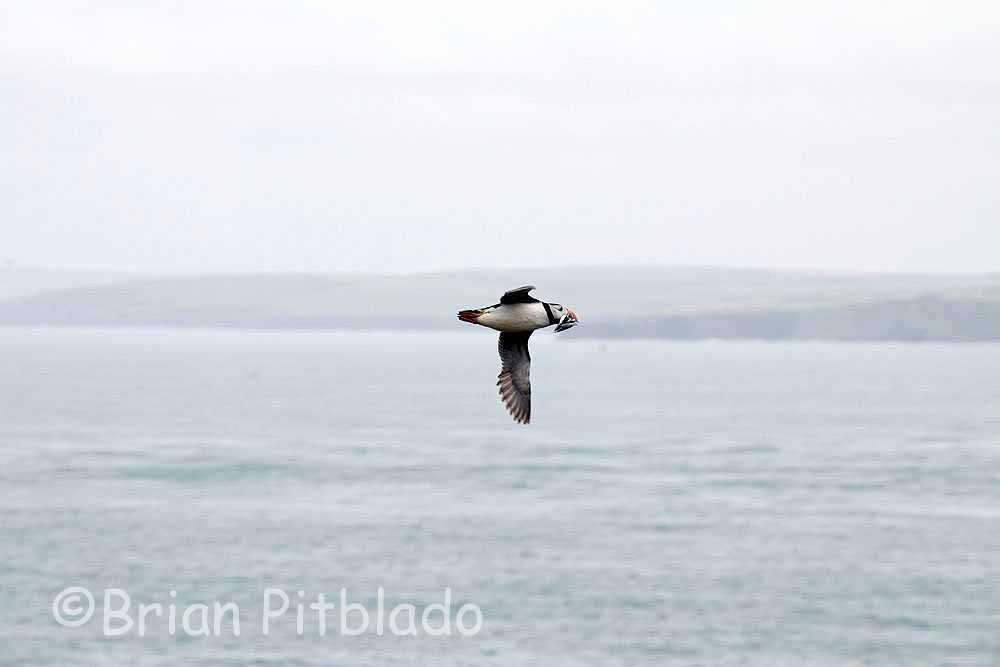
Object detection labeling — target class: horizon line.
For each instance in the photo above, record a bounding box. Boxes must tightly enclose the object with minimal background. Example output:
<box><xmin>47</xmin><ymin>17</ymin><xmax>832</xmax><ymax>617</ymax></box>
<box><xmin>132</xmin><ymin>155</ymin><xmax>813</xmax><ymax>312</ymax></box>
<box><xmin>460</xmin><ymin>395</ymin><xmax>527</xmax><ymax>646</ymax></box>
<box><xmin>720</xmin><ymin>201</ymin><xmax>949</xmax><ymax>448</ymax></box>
<box><xmin>4</xmin><ymin>262</ymin><xmax>999</xmax><ymax>280</ymax></box>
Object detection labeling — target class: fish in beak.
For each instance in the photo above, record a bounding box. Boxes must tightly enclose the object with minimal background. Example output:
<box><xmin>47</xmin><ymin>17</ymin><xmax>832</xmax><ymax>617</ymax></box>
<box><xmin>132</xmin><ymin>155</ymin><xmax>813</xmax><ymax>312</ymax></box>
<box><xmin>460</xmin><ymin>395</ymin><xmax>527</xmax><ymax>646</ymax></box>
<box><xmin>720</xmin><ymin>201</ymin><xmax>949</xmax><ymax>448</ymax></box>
<box><xmin>554</xmin><ymin>309</ymin><xmax>579</xmax><ymax>332</ymax></box>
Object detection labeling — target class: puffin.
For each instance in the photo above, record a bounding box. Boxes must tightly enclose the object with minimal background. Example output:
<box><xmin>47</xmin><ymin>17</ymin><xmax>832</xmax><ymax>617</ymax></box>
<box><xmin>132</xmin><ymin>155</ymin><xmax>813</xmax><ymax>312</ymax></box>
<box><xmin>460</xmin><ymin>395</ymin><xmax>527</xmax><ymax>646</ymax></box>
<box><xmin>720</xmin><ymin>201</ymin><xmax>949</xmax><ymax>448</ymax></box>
<box><xmin>458</xmin><ymin>286</ymin><xmax>579</xmax><ymax>424</ymax></box>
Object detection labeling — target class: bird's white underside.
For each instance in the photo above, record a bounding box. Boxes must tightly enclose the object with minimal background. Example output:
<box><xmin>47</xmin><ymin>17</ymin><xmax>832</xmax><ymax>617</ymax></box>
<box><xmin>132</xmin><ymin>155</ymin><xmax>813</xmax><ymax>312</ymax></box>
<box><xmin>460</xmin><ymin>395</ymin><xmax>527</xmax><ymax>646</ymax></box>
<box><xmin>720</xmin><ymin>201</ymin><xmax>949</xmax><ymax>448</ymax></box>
<box><xmin>477</xmin><ymin>303</ymin><xmax>550</xmax><ymax>332</ymax></box>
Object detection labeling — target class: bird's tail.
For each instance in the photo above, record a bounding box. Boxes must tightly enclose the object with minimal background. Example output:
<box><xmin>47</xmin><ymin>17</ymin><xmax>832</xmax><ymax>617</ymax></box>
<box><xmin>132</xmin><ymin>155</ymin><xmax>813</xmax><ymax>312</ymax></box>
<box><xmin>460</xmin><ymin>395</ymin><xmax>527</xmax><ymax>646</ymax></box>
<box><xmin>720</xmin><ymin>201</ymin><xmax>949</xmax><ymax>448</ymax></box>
<box><xmin>458</xmin><ymin>309</ymin><xmax>484</xmax><ymax>324</ymax></box>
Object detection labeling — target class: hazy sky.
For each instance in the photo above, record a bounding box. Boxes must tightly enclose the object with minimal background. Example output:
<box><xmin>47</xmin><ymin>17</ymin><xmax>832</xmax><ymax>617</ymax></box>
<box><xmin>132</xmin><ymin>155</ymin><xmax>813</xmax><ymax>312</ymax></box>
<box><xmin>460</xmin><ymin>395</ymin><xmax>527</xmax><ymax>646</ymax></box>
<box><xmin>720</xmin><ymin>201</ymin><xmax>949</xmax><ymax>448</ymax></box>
<box><xmin>2</xmin><ymin>1</ymin><xmax>999</xmax><ymax>273</ymax></box>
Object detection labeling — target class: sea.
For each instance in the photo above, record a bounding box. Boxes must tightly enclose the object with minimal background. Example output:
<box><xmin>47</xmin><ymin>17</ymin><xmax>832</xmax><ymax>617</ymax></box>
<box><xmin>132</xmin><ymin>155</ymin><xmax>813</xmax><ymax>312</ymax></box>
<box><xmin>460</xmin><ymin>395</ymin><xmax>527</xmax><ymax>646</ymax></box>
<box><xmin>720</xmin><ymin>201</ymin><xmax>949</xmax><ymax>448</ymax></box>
<box><xmin>1</xmin><ymin>326</ymin><xmax>999</xmax><ymax>665</ymax></box>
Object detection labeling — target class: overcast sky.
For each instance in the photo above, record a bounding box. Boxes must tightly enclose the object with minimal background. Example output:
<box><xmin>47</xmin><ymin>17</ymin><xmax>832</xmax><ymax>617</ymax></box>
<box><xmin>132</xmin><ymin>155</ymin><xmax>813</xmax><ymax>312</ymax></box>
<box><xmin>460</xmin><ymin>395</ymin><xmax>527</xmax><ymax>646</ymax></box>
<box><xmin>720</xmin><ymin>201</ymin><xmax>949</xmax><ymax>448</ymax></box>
<box><xmin>2</xmin><ymin>1</ymin><xmax>998</xmax><ymax>273</ymax></box>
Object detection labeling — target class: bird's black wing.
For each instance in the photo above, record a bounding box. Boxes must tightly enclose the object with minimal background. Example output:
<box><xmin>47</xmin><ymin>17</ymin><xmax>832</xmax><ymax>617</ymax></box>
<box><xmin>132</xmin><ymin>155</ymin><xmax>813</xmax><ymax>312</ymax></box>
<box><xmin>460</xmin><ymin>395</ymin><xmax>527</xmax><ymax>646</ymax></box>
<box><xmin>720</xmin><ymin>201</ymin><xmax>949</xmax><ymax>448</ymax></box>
<box><xmin>497</xmin><ymin>331</ymin><xmax>532</xmax><ymax>424</ymax></box>
<box><xmin>499</xmin><ymin>285</ymin><xmax>538</xmax><ymax>304</ymax></box>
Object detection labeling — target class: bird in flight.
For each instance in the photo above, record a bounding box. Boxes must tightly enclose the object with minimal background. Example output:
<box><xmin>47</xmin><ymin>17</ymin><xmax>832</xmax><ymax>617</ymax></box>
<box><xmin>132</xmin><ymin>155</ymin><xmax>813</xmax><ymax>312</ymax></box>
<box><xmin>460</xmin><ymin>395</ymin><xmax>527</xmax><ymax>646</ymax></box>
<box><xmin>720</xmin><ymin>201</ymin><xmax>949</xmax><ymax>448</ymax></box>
<box><xmin>458</xmin><ymin>286</ymin><xmax>579</xmax><ymax>424</ymax></box>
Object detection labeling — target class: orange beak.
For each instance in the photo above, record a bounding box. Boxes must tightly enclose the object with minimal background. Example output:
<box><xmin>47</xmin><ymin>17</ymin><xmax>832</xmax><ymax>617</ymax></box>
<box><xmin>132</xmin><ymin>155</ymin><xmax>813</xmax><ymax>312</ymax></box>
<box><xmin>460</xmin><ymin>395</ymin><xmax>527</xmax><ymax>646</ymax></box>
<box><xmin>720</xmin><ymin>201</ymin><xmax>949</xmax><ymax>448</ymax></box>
<box><xmin>554</xmin><ymin>309</ymin><xmax>579</xmax><ymax>332</ymax></box>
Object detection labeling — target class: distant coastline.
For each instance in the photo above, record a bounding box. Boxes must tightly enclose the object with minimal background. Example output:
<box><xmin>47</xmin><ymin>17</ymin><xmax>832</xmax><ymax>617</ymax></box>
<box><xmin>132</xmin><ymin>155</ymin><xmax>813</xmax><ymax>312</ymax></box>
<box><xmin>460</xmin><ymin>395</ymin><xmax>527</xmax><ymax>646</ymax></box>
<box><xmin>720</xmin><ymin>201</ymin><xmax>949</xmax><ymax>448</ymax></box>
<box><xmin>2</xmin><ymin>266</ymin><xmax>999</xmax><ymax>342</ymax></box>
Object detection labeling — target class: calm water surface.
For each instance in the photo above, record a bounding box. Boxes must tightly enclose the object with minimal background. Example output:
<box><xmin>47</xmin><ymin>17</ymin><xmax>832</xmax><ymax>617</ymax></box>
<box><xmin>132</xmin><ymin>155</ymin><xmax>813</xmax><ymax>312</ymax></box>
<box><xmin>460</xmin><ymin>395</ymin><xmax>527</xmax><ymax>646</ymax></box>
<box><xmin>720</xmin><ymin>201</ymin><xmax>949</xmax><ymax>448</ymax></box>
<box><xmin>1</xmin><ymin>327</ymin><xmax>999</xmax><ymax>665</ymax></box>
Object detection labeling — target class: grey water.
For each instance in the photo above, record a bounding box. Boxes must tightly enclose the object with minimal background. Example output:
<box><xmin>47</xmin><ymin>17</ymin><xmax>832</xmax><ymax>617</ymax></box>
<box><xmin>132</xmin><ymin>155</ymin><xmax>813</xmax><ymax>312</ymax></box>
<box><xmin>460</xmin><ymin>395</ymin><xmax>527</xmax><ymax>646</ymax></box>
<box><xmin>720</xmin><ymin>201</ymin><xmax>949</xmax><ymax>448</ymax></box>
<box><xmin>2</xmin><ymin>326</ymin><xmax>1000</xmax><ymax>665</ymax></box>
